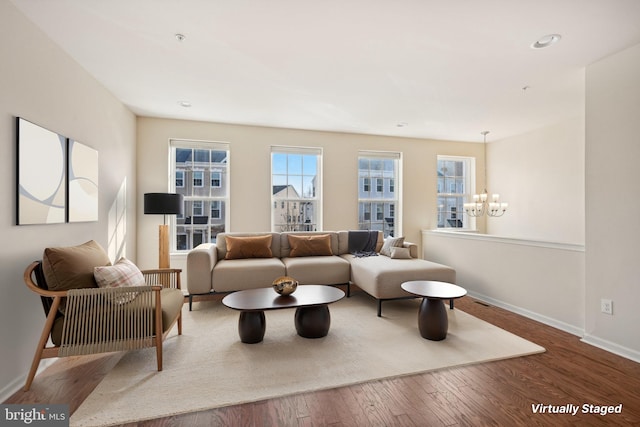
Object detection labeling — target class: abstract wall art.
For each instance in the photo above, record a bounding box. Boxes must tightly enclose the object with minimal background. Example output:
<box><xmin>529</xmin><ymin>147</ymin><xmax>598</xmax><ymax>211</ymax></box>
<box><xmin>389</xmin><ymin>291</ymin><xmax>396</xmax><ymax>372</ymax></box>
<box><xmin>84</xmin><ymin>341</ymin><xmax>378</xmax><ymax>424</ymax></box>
<box><xmin>68</xmin><ymin>139</ymin><xmax>99</xmax><ymax>222</ymax></box>
<box><xmin>17</xmin><ymin>117</ymin><xmax>67</xmax><ymax>225</ymax></box>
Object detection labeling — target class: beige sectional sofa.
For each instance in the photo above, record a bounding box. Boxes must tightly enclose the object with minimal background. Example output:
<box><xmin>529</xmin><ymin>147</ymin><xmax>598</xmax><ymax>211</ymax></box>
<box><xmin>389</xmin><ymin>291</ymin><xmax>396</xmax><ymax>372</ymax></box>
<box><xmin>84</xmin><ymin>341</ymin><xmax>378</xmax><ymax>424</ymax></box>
<box><xmin>186</xmin><ymin>231</ymin><xmax>456</xmax><ymax>316</ymax></box>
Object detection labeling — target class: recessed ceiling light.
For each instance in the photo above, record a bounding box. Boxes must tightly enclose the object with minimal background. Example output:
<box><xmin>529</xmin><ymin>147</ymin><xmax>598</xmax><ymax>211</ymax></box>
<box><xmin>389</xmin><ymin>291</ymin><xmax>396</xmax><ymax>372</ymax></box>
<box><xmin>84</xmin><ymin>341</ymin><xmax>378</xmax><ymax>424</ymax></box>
<box><xmin>396</xmin><ymin>122</ymin><xmax>408</xmax><ymax>128</ymax></box>
<box><xmin>178</xmin><ymin>101</ymin><xmax>191</xmax><ymax>107</ymax></box>
<box><xmin>531</xmin><ymin>34</ymin><xmax>561</xmax><ymax>49</ymax></box>
<box><xmin>175</xmin><ymin>33</ymin><xmax>186</xmax><ymax>42</ymax></box>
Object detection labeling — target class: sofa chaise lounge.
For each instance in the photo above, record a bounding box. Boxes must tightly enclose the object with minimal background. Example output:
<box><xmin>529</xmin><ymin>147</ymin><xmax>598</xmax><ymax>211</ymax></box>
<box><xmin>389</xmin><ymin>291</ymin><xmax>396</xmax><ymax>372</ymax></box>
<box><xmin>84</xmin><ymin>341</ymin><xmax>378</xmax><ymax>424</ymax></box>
<box><xmin>187</xmin><ymin>231</ymin><xmax>456</xmax><ymax>316</ymax></box>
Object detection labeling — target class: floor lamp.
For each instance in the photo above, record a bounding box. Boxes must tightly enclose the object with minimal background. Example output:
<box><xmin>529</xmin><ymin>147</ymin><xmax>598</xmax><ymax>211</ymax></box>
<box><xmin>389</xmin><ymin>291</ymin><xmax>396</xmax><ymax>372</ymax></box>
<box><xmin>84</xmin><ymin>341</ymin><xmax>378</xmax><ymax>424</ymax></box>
<box><xmin>144</xmin><ymin>193</ymin><xmax>183</xmax><ymax>269</ymax></box>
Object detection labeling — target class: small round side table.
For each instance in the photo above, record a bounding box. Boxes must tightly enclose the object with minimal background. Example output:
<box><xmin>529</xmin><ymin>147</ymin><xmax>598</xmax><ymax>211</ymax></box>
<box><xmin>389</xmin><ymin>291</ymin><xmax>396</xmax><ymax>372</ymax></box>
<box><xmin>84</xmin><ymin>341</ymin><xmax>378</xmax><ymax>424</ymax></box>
<box><xmin>401</xmin><ymin>281</ymin><xmax>467</xmax><ymax>341</ymax></box>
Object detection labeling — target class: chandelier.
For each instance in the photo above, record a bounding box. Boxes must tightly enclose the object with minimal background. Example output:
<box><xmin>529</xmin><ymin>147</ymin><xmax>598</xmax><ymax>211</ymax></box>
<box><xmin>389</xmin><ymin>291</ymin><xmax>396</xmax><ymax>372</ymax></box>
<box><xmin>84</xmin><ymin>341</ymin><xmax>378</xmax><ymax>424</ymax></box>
<box><xmin>464</xmin><ymin>131</ymin><xmax>508</xmax><ymax>217</ymax></box>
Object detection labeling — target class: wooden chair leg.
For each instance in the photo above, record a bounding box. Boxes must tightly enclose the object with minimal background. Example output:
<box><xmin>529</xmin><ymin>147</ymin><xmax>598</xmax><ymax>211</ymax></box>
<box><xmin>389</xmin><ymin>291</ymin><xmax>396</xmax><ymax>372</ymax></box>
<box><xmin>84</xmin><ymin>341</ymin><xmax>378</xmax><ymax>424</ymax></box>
<box><xmin>178</xmin><ymin>311</ymin><xmax>183</xmax><ymax>335</ymax></box>
<box><xmin>155</xmin><ymin>291</ymin><xmax>163</xmax><ymax>371</ymax></box>
<box><xmin>156</xmin><ymin>337</ymin><xmax>163</xmax><ymax>371</ymax></box>
<box><xmin>24</xmin><ymin>297</ymin><xmax>61</xmax><ymax>391</ymax></box>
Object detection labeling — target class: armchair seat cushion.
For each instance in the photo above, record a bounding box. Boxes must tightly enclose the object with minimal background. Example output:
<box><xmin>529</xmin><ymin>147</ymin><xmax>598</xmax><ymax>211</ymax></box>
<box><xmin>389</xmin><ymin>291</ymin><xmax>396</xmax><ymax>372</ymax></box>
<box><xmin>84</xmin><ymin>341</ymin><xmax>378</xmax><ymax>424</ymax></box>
<box><xmin>156</xmin><ymin>288</ymin><xmax>185</xmax><ymax>333</ymax></box>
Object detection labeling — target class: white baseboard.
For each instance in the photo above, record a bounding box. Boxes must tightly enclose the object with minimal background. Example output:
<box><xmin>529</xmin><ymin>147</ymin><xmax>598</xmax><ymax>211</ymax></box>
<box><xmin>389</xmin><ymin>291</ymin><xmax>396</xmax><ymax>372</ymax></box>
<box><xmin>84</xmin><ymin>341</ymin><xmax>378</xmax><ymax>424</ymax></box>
<box><xmin>581</xmin><ymin>334</ymin><xmax>640</xmax><ymax>364</ymax></box>
<box><xmin>0</xmin><ymin>358</ymin><xmax>57</xmax><ymax>402</ymax></box>
<box><xmin>468</xmin><ymin>291</ymin><xmax>640</xmax><ymax>363</ymax></box>
<box><xmin>466</xmin><ymin>290</ymin><xmax>585</xmax><ymax>337</ymax></box>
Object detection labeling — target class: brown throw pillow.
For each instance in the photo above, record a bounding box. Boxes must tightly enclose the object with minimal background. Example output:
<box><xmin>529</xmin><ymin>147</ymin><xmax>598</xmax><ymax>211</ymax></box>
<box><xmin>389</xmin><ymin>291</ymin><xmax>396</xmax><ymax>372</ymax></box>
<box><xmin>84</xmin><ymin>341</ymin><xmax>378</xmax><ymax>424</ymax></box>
<box><xmin>42</xmin><ymin>240</ymin><xmax>111</xmax><ymax>291</ymax></box>
<box><xmin>225</xmin><ymin>235</ymin><xmax>273</xmax><ymax>260</ymax></box>
<box><xmin>288</xmin><ymin>234</ymin><xmax>333</xmax><ymax>257</ymax></box>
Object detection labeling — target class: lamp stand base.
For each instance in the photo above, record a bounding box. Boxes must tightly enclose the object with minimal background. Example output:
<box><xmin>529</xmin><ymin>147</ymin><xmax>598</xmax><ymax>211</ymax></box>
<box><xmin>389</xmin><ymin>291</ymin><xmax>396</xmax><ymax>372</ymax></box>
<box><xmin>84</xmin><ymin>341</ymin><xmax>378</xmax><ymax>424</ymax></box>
<box><xmin>159</xmin><ymin>224</ymin><xmax>170</xmax><ymax>269</ymax></box>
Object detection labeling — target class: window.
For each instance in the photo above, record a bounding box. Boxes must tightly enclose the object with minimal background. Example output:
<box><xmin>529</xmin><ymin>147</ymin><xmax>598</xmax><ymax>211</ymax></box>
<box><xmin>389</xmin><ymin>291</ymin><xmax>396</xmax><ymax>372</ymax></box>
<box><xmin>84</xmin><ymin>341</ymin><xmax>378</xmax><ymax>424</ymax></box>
<box><xmin>193</xmin><ymin>200</ymin><xmax>203</xmax><ymax>216</ymax></box>
<box><xmin>376</xmin><ymin>203</ymin><xmax>384</xmax><ymax>221</ymax></box>
<box><xmin>171</xmin><ymin>140</ymin><xmax>230</xmax><ymax>251</ymax></box>
<box><xmin>437</xmin><ymin>155</ymin><xmax>474</xmax><ymax>229</ymax></box>
<box><xmin>211</xmin><ymin>171</ymin><xmax>221</xmax><ymax>188</ymax></box>
<box><xmin>358</xmin><ymin>151</ymin><xmax>401</xmax><ymax>238</ymax></box>
<box><xmin>271</xmin><ymin>146</ymin><xmax>322</xmax><ymax>232</ymax></box>
<box><xmin>193</xmin><ymin>170</ymin><xmax>204</xmax><ymax>187</ymax></box>
<box><xmin>211</xmin><ymin>201</ymin><xmax>221</xmax><ymax>219</ymax></box>
<box><xmin>363</xmin><ymin>178</ymin><xmax>370</xmax><ymax>192</ymax></box>
<box><xmin>363</xmin><ymin>204</ymin><xmax>371</xmax><ymax>221</ymax></box>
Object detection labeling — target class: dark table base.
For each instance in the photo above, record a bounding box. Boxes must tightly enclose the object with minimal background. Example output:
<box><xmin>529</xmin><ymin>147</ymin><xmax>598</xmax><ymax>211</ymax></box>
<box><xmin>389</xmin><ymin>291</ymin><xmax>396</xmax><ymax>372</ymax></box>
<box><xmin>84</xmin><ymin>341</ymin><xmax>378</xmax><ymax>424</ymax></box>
<box><xmin>238</xmin><ymin>311</ymin><xmax>266</xmax><ymax>344</ymax></box>
<box><xmin>418</xmin><ymin>298</ymin><xmax>448</xmax><ymax>341</ymax></box>
<box><xmin>295</xmin><ymin>305</ymin><xmax>330</xmax><ymax>338</ymax></box>
<box><xmin>237</xmin><ymin>304</ymin><xmax>331</xmax><ymax>343</ymax></box>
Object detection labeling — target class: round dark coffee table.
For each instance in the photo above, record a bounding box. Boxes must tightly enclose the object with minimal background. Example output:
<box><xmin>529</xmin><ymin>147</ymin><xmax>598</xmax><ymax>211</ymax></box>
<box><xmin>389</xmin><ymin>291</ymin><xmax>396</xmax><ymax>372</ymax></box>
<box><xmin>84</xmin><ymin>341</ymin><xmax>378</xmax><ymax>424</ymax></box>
<box><xmin>401</xmin><ymin>281</ymin><xmax>467</xmax><ymax>341</ymax></box>
<box><xmin>222</xmin><ymin>285</ymin><xmax>345</xmax><ymax>343</ymax></box>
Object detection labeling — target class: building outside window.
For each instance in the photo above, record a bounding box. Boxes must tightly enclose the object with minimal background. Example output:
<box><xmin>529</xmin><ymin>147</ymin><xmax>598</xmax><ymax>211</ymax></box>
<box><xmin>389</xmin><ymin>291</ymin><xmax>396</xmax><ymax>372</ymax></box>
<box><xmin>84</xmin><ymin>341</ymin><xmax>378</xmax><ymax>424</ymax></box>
<box><xmin>363</xmin><ymin>178</ymin><xmax>370</xmax><ymax>192</ymax></box>
<box><xmin>376</xmin><ymin>178</ymin><xmax>383</xmax><ymax>193</ymax></box>
<box><xmin>211</xmin><ymin>171</ymin><xmax>221</xmax><ymax>188</ymax></box>
<box><xmin>211</xmin><ymin>200</ymin><xmax>221</xmax><ymax>219</ymax></box>
<box><xmin>193</xmin><ymin>170</ymin><xmax>204</xmax><ymax>187</ymax></box>
<box><xmin>171</xmin><ymin>140</ymin><xmax>230</xmax><ymax>251</ymax></box>
<box><xmin>271</xmin><ymin>146</ymin><xmax>322</xmax><ymax>232</ymax></box>
<box><xmin>193</xmin><ymin>200</ymin><xmax>203</xmax><ymax>216</ymax></box>
<box><xmin>437</xmin><ymin>155</ymin><xmax>474</xmax><ymax>229</ymax></box>
<box><xmin>358</xmin><ymin>151</ymin><xmax>401</xmax><ymax>237</ymax></box>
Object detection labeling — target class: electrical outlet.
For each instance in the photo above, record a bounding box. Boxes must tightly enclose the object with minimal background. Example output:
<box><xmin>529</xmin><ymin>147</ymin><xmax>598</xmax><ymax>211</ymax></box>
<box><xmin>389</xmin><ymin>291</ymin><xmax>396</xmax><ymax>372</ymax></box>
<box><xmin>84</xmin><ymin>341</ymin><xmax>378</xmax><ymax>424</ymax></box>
<box><xmin>601</xmin><ymin>299</ymin><xmax>613</xmax><ymax>315</ymax></box>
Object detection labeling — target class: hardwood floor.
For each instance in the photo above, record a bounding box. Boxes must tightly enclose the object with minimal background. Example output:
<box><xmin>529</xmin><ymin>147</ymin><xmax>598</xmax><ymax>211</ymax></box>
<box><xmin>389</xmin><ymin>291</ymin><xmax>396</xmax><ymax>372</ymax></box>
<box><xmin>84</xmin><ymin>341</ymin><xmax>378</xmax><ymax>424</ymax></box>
<box><xmin>6</xmin><ymin>292</ymin><xmax>640</xmax><ymax>426</ymax></box>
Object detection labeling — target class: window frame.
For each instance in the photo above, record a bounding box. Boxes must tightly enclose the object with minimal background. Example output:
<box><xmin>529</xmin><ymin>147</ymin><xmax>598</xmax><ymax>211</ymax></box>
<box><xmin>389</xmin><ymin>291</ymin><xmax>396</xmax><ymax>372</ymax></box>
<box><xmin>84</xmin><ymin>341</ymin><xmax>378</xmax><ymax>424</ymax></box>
<box><xmin>358</xmin><ymin>150</ymin><xmax>402</xmax><ymax>238</ymax></box>
<box><xmin>170</xmin><ymin>139</ymin><xmax>230</xmax><ymax>252</ymax></box>
<box><xmin>436</xmin><ymin>155</ymin><xmax>476</xmax><ymax>230</ymax></box>
<box><xmin>270</xmin><ymin>145</ymin><xmax>323</xmax><ymax>232</ymax></box>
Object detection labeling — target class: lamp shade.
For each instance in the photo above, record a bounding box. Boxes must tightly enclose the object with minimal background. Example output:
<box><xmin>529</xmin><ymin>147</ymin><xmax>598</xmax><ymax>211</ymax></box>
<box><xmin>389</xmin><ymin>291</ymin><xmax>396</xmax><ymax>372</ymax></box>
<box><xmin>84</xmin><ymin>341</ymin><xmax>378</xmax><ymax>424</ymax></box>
<box><xmin>144</xmin><ymin>193</ymin><xmax>184</xmax><ymax>215</ymax></box>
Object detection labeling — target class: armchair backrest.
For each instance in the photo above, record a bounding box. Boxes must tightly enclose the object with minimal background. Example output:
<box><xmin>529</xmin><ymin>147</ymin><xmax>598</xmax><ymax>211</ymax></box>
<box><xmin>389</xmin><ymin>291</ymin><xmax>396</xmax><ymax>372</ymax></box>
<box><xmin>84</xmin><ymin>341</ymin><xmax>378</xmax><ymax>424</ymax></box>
<box><xmin>30</xmin><ymin>261</ymin><xmax>57</xmax><ymax>318</ymax></box>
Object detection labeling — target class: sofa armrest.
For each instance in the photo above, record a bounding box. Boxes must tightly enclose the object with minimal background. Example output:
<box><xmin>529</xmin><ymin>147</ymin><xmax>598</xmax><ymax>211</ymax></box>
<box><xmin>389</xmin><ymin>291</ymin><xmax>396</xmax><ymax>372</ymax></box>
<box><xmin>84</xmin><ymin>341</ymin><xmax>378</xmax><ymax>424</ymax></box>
<box><xmin>187</xmin><ymin>243</ymin><xmax>217</xmax><ymax>294</ymax></box>
<box><xmin>403</xmin><ymin>241</ymin><xmax>419</xmax><ymax>258</ymax></box>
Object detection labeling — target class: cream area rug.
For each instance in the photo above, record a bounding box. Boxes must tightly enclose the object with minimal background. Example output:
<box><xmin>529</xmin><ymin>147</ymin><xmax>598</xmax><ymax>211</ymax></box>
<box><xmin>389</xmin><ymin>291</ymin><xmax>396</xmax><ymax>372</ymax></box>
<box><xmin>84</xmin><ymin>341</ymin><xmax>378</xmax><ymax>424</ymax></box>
<box><xmin>70</xmin><ymin>292</ymin><xmax>545</xmax><ymax>426</ymax></box>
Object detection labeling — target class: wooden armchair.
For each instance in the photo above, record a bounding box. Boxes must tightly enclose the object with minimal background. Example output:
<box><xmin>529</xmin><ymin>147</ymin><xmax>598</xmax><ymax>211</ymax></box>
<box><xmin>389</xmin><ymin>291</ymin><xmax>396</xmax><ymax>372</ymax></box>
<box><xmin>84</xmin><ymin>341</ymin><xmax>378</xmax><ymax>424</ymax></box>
<box><xmin>23</xmin><ymin>261</ymin><xmax>184</xmax><ymax>391</ymax></box>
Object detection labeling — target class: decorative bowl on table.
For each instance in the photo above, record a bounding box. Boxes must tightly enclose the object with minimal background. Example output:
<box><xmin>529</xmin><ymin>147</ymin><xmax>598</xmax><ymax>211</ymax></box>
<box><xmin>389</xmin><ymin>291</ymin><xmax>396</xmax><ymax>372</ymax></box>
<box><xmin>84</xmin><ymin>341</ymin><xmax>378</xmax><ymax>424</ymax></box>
<box><xmin>272</xmin><ymin>276</ymin><xmax>298</xmax><ymax>296</ymax></box>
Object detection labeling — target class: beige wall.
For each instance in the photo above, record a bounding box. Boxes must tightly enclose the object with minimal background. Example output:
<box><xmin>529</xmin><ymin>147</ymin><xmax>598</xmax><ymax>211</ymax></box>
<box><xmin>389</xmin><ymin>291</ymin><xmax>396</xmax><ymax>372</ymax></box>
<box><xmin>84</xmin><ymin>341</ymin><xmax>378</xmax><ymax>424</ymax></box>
<box><xmin>423</xmin><ymin>231</ymin><xmax>585</xmax><ymax>335</ymax></box>
<box><xmin>487</xmin><ymin>117</ymin><xmax>585</xmax><ymax>245</ymax></box>
<box><xmin>136</xmin><ymin>117</ymin><xmax>484</xmax><ymax>270</ymax></box>
<box><xmin>584</xmin><ymin>42</ymin><xmax>640</xmax><ymax>359</ymax></box>
<box><xmin>0</xmin><ymin>2</ymin><xmax>137</xmax><ymax>397</ymax></box>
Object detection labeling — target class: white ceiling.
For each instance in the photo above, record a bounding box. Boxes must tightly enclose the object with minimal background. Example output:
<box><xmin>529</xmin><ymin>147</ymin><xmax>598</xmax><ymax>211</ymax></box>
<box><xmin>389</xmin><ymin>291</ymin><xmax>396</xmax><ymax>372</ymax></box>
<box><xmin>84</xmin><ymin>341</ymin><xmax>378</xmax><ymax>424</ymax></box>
<box><xmin>11</xmin><ymin>0</ymin><xmax>640</xmax><ymax>142</ymax></box>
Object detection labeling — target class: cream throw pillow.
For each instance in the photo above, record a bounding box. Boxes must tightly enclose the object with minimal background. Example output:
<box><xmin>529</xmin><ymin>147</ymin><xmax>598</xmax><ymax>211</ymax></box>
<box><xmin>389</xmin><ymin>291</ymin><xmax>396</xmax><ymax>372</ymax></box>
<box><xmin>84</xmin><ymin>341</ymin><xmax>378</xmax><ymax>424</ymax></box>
<box><xmin>380</xmin><ymin>236</ymin><xmax>405</xmax><ymax>257</ymax></box>
<box><xmin>390</xmin><ymin>247</ymin><xmax>411</xmax><ymax>259</ymax></box>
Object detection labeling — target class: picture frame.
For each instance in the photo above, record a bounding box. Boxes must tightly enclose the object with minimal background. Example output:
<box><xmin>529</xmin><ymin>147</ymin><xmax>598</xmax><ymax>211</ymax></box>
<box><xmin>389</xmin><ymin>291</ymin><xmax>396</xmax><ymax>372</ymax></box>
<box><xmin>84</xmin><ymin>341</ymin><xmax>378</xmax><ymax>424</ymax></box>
<box><xmin>16</xmin><ymin>117</ymin><xmax>67</xmax><ymax>225</ymax></box>
<box><xmin>68</xmin><ymin>139</ymin><xmax>99</xmax><ymax>222</ymax></box>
